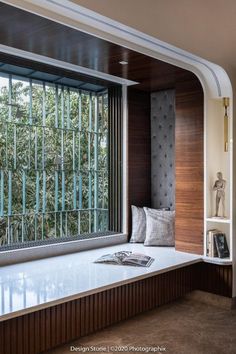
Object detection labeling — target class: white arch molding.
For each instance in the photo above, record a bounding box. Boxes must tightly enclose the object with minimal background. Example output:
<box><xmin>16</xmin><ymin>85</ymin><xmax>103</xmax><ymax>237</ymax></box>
<box><xmin>1</xmin><ymin>0</ymin><xmax>235</xmax><ymax>298</ymax></box>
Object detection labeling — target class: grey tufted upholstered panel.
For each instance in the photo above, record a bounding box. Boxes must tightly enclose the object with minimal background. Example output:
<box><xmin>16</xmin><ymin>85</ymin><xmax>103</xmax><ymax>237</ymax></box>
<box><xmin>151</xmin><ymin>90</ymin><xmax>175</xmax><ymax>211</ymax></box>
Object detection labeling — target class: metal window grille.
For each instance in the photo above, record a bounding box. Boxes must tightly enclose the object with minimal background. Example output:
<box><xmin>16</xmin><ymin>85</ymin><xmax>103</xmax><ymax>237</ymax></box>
<box><xmin>0</xmin><ymin>73</ymin><xmax>109</xmax><ymax>246</ymax></box>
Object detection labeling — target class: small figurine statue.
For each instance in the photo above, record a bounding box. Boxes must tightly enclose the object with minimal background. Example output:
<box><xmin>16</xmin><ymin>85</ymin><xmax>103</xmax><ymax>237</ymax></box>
<box><xmin>213</xmin><ymin>172</ymin><xmax>226</xmax><ymax>217</ymax></box>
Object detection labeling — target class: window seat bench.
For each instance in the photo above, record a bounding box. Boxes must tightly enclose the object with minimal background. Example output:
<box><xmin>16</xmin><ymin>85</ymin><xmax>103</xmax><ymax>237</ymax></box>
<box><xmin>0</xmin><ymin>243</ymin><xmax>202</xmax><ymax>321</ymax></box>
<box><xmin>0</xmin><ymin>243</ymin><xmax>232</xmax><ymax>354</ymax></box>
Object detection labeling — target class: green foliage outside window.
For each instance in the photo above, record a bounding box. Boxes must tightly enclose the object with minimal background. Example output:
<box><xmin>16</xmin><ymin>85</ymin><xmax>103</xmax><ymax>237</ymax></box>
<box><xmin>0</xmin><ymin>74</ymin><xmax>109</xmax><ymax>246</ymax></box>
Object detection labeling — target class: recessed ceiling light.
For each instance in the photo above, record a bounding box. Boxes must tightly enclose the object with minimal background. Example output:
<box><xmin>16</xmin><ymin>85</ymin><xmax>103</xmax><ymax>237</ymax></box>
<box><xmin>119</xmin><ymin>61</ymin><xmax>128</xmax><ymax>65</ymax></box>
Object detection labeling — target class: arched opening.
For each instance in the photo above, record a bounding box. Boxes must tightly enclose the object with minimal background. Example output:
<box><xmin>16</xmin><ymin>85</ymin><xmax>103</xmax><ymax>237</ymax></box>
<box><xmin>0</xmin><ymin>1</ymin><xmax>234</xmax><ymax>294</ymax></box>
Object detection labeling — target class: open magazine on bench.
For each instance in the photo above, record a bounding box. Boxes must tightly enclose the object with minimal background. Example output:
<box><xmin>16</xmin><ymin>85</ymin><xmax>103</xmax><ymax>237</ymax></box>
<box><xmin>94</xmin><ymin>251</ymin><xmax>154</xmax><ymax>267</ymax></box>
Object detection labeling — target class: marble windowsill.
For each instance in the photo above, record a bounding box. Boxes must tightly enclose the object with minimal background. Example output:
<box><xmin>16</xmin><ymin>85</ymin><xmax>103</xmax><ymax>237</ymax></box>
<box><xmin>0</xmin><ymin>243</ymin><xmax>202</xmax><ymax>321</ymax></box>
<box><xmin>0</xmin><ymin>233</ymin><xmax>128</xmax><ymax>266</ymax></box>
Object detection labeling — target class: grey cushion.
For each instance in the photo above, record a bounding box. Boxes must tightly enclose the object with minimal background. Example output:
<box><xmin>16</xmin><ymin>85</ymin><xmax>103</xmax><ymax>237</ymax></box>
<box><xmin>130</xmin><ymin>205</ymin><xmax>146</xmax><ymax>243</ymax></box>
<box><xmin>144</xmin><ymin>207</ymin><xmax>175</xmax><ymax>246</ymax></box>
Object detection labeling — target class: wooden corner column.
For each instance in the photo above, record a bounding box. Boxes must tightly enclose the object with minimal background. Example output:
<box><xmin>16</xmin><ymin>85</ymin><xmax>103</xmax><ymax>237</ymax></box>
<box><xmin>175</xmin><ymin>76</ymin><xmax>204</xmax><ymax>254</ymax></box>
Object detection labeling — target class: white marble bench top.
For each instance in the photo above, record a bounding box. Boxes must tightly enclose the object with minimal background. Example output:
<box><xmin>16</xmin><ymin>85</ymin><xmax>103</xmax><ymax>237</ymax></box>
<box><xmin>0</xmin><ymin>243</ymin><xmax>202</xmax><ymax>321</ymax></box>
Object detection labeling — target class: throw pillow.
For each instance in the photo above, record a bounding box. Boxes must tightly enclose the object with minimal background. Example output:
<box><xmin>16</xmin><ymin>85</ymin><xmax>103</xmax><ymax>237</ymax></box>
<box><xmin>144</xmin><ymin>207</ymin><xmax>175</xmax><ymax>246</ymax></box>
<box><xmin>129</xmin><ymin>205</ymin><xmax>146</xmax><ymax>243</ymax></box>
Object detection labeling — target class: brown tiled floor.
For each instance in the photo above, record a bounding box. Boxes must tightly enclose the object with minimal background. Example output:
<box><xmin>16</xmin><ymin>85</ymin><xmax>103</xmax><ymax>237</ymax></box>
<box><xmin>45</xmin><ymin>293</ymin><xmax>236</xmax><ymax>354</ymax></box>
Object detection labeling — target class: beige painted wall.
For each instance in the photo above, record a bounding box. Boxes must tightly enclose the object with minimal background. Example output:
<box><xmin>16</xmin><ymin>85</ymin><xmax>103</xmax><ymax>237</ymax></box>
<box><xmin>72</xmin><ymin>0</ymin><xmax>236</xmax><ymax>85</ymax></box>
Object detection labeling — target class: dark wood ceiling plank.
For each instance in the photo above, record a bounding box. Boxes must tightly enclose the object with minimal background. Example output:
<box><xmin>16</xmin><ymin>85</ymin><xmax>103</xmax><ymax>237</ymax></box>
<box><xmin>0</xmin><ymin>2</ymin><xmax>192</xmax><ymax>92</ymax></box>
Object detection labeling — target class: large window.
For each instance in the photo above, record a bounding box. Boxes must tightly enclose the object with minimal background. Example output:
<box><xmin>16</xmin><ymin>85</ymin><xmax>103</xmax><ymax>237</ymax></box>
<box><xmin>0</xmin><ymin>72</ymin><xmax>109</xmax><ymax>247</ymax></box>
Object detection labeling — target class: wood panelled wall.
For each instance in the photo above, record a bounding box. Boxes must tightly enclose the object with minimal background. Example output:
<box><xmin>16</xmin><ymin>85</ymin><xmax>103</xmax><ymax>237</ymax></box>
<box><xmin>175</xmin><ymin>77</ymin><xmax>204</xmax><ymax>254</ymax></box>
<box><xmin>0</xmin><ymin>263</ymin><xmax>232</xmax><ymax>354</ymax></box>
<box><xmin>128</xmin><ymin>88</ymin><xmax>151</xmax><ymax>234</ymax></box>
<box><xmin>128</xmin><ymin>76</ymin><xmax>204</xmax><ymax>254</ymax></box>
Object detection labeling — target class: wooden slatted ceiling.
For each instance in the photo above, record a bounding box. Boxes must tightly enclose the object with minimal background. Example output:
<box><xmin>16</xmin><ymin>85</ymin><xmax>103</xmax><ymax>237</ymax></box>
<box><xmin>0</xmin><ymin>2</ymin><xmax>191</xmax><ymax>92</ymax></box>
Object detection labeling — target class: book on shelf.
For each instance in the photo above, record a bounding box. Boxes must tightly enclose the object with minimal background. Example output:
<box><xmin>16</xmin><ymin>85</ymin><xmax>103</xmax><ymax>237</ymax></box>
<box><xmin>94</xmin><ymin>250</ymin><xmax>154</xmax><ymax>267</ymax></box>
<box><xmin>206</xmin><ymin>229</ymin><xmax>230</xmax><ymax>258</ymax></box>
<box><xmin>206</xmin><ymin>229</ymin><xmax>219</xmax><ymax>257</ymax></box>
<box><xmin>214</xmin><ymin>233</ymin><xmax>230</xmax><ymax>258</ymax></box>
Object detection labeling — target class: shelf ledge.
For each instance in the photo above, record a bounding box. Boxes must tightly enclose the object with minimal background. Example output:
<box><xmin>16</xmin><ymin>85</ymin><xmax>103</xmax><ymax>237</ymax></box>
<box><xmin>206</xmin><ymin>217</ymin><xmax>231</xmax><ymax>224</ymax></box>
<box><xmin>202</xmin><ymin>256</ymin><xmax>232</xmax><ymax>265</ymax></box>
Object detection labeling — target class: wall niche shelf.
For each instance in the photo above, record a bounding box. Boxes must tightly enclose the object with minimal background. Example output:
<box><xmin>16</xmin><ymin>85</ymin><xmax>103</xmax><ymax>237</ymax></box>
<box><xmin>205</xmin><ymin>97</ymin><xmax>233</xmax><ymax>261</ymax></box>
